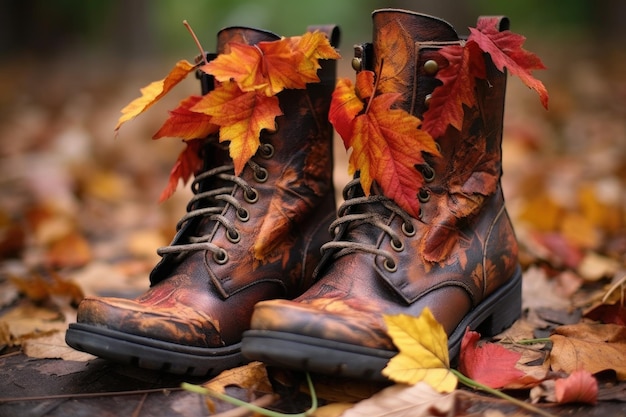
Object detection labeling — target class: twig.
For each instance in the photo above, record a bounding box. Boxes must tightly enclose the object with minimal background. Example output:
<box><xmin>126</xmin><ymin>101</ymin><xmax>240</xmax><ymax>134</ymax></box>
<box><xmin>0</xmin><ymin>387</ymin><xmax>181</xmax><ymax>404</ymax></box>
<box><xmin>183</xmin><ymin>20</ymin><xmax>207</xmax><ymax>66</ymax></box>
<box><xmin>130</xmin><ymin>392</ymin><xmax>148</xmax><ymax>417</ymax></box>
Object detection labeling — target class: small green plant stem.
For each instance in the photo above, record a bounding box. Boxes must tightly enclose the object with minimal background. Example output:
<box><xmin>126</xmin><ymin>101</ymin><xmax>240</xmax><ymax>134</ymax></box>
<box><xmin>181</xmin><ymin>372</ymin><xmax>318</xmax><ymax>417</ymax></box>
<box><xmin>451</xmin><ymin>369</ymin><xmax>556</xmax><ymax>417</ymax></box>
<box><xmin>516</xmin><ymin>337</ymin><xmax>552</xmax><ymax>345</ymax></box>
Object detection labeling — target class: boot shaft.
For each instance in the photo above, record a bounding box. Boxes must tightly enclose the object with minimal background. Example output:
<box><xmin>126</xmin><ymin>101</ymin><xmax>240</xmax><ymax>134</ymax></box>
<box><xmin>151</xmin><ymin>25</ymin><xmax>340</xmax><ymax>296</ymax></box>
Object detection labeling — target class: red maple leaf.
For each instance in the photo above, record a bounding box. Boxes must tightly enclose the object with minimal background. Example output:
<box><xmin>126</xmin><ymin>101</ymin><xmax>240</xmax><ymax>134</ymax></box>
<box><xmin>458</xmin><ymin>328</ymin><xmax>526</xmax><ymax>389</ymax></box>
<box><xmin>422</xmin><ymin>19</ymin><xmax>548</xmax><ymax>141</ymax></box>
<box><xmin>422</xmin><ymin>42</ymin><xmax>485</xmax><ymax>140</ymax></box>
<box><xmin>159</xmin><ymin>138</ymin><xmax>204</xmax><ymax>202</ymax></box>
<box><xmin>469</xmin><ymin>17</ymin><xmax>548</xmax><ymax>108</ymax></box>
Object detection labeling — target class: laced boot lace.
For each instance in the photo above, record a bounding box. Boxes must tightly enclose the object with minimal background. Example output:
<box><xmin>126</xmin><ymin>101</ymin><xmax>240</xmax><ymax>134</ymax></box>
<box><xmin>320</xmin><ymin>177</ymin><xmax>418</xmax><ymax>272</ymax></box>
<box><xmin>157</xmin><ymin>143</ymin><xmax>273</xmax><ymax>265</ymax></box>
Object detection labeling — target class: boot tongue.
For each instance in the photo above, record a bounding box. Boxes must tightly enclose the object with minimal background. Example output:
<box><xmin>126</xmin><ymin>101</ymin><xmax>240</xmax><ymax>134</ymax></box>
<box><xmin>371</xmin><ymin>9</ymin><xmax>459</xmax><ymax>111</ymax></box>
<box><xmin>216</xmin><ymin>26</ymin><xmax>280</xmax><ymax>52</ymax></box>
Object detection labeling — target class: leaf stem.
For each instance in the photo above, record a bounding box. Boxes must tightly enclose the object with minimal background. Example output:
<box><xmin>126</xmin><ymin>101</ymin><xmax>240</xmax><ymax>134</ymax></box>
<box><xmin>181</xmin><ymin>372</ymin><xmax>318</xmax><ymax>417</ymax></box>
<box><xmin>183</xmin><ymin>20</ymin><xmax>207</xmax><ymax>66</ymax></box>
<box><xmin>451</xmin><ymin>369</ymin><xmax>557</xmax><ymax>417</ymax></box>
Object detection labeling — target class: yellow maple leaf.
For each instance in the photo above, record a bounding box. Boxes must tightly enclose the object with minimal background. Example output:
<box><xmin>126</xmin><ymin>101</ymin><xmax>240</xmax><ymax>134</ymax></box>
<box><xmin>115</xmin><ymin>59</ymin><xmax>197</xmax><ymax>133</ymax></box>
<box><xmin>382</xmin><ymin>310</ymin><xmax>458</xmax><ymax>393</ymax></box>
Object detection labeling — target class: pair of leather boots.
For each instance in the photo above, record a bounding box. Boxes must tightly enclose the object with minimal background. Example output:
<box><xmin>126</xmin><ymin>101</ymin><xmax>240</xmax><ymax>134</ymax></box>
<box><xmin>66</xmin><ymin>9</ymin><xmax>522</xmax><ymax>380</ymax></box>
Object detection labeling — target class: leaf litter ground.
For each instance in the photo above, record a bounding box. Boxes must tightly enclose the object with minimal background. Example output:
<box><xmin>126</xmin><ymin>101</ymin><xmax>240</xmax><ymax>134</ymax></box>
<box><xmin>1</xmin><ymin>38</ymin><xmax>626</xmax><ymax>416</ymax></box>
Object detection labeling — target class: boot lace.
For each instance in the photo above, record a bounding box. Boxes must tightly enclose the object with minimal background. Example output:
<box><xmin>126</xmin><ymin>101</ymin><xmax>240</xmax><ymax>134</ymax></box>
<box><xmin>320</xmin><ymin>177</ymin><xmax>418</xmax><ymax>272</ymax></box>
<box><xmin>156</xmin><ymin>143</ymin><xmax>273</xmax><ymax>265</ymax></box>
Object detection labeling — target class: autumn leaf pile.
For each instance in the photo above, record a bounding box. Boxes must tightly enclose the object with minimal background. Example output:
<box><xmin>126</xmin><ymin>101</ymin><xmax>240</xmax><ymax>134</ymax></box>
<box><xmin>116</xmin><ymin>31</ymin><xmax>339</xmax><ymax>201</ymax></box>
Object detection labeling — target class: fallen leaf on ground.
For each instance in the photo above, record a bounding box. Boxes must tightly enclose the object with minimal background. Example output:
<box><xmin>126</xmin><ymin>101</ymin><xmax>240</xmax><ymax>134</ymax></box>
<box><xmin>22</xmin><ymin>330</ymin><xmax>96</xmax><ymax>362</ymax></box>
<box><xmin>382</xmin><ymin>310</ymin><xmax>457</xmax><ymax>392</ymax></box>
<box><xmin>554</xmin><ymin>370</ymin><xmax>598</xmax><ymax>405</ymax></box>
<box><xmin>202</xmin><ymin>361</ymin><xmax>272</xmax><ymax>395</ymax></box>
<box><xmin>584</xmin><ymin>303</ymin><xmax>626</xmax><ymax>325</ymax></box>
<box><xmin>458</xmin><ymin>328</ymin><xmax>526</xmax><ymax>389</ymax></box>
<box><xmin>338</xmin><ymin>383</ymin><xmax>459</xmax><ymax>417</ymax></box>
<box><xmin>550</xmin><ymin>323</ymin><xmax>626</xmax><ymax>379</ymax></box>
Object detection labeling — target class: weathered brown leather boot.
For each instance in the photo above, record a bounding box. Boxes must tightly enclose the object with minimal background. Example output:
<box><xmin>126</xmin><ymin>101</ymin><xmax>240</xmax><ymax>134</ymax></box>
<box><xmin>65</xmin><ymin>25</ymin><xmax>340</xmax><ymax>376</ymax></box>
<box><xmin>242</xmin><ymin>9</ymin><xmax>522</xmax><ymax>380</ymax></box>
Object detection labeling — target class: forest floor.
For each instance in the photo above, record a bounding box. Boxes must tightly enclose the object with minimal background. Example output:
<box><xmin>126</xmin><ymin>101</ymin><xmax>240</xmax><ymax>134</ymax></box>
<box><xmin>1</xmin><ymin>38</ymin><xmax>626</xmax><ymax>416</ymax></box>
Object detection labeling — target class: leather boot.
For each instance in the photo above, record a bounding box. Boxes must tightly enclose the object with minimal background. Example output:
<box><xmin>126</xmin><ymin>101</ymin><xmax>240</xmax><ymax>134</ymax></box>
<box><xmin>242</xmin><ymin>9</ymin><xmax>522</xmax><ymax>380</ymax></box>
<box><xmin>65</xmin><ymin>24</ymin><xmax>340</xmax><ymax>376</ymax></box>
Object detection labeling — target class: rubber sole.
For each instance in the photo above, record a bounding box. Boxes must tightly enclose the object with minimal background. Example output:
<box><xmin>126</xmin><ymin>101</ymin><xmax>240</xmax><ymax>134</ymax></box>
<box><xmin>65</xmin><ymin>324</ymin><xmax>246</xmax><ymax>376</ymax></box>
<box><xmin>241</xmin><ymin>266</ymin><xmax>523</xmax><ymax>381</ymax></box>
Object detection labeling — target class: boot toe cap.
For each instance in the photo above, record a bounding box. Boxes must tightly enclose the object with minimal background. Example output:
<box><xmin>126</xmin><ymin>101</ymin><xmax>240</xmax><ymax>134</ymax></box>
<box><xmin>76</xmin><ymin>295</ymin><xmax>225</xmax><ymax>348</ymax></box>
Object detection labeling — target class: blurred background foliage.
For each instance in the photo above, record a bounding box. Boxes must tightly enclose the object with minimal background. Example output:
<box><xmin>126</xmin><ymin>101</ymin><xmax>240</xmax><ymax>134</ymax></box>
<box><xmin>1</xmin><ymin>0</ymin><xmax>624</xmax><ymax>63</ymax></box>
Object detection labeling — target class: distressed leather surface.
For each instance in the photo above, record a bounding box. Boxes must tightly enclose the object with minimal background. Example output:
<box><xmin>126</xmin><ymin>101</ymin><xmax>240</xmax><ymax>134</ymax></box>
<box><xmin>249</xmin><ymin>9</ymin><xmax>519</xmax><ymax>349</ymax></box>
<box><xmin>76</xmin><ymin>25</ymin><xmax>339</xmax><ymax>348</ymax></box>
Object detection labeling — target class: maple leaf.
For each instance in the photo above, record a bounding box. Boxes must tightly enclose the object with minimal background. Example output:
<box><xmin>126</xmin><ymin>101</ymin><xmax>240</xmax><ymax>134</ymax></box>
<box><xmin>201</xmin><ymin>43</ymin><xmax>268</xmax><ymax>93</ymax></box>
<box><xmin>382</xmin><ymin>310</ymin><xmax>458</xmax><ymax>393</ymax></box>
<box><xmin>153</xmin><ymin>95</ymin><xmax>218</xmax><ymax>140</ymax></box>
<box><xmin>158</xmin><ymin>138</ymin><xmax>204</xmax><ymax>202</ymax></box>
<box><xmin>192</xmin><ymin>81</ymin><xmax>282</xmax><ymax>175</ymax></box>
<box><xmin>554</xmin><ymin>370</ymin><xmax>598</xmax><ymax>405</ymax></box>
<box><xmin>115</xmin><ymin>60</ymin><xmax>197</xmax><ymax>133</ymax></box>
<box><xmin>458</xmin><ymin>328</ymin><xmax>526</xmax><ymax>389</ymax></box>
<box><xmin>421</xmin><ymin>42</ymin><xmax>485</xmax><ymax>140</ymax></box>
<box><xmin>202</xmin><ymin>32</ymin><xmax>339</xmax><ymax>96</ymax></box>
<box><xmin>469</xmin><ymin>17</ymin><xmax>548</xmax><ymax>108</ymax></box>
<box><xmin>330</xmin><ymin>71</ymin><xmax>440</xmax><ymax>218</ymax></box>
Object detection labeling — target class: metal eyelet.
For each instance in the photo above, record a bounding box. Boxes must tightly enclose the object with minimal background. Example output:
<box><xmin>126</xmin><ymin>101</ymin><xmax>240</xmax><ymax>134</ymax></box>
<box><xmin>402</xmin><ymin>222</ymin><xmax>416</xmax><ymax>237</ymax></box>
<box><xmin>383</xmin><ymin>258</ymin><xmax>397</xmax><ymax>273</ymax></box>
<box><xmin>254</xmin><ymin>167</ymin><xmax>269</xmax><ymax>183</ymax></box>
<box><xmin>351</xmin><ymin>57</ymin><xmax>362</xmax><ymax>72</ymax></box>
<box><xmin>237</xmin><ymin>208</ymin><xmax>250</xmax><ymax>222</ymax></box>
<box><xmin>226</xmin><ymin>229</ymin><xmax>241</xmax><ymax>243</ymax></box>
<box><xmin>391</xmin><ymin>239</ymin><xmax>404</xmax><ymax>252</ymax></box>
<box><xmin>424</xmin><ymin>93</ymin><xmax>432</xmax><ymax>107</ymax></box>
<box><xmin>244</xmin><ymin>188</ymin><xmax>259</xmax><ymax>204</ymax></box>
<box><xmin>418</xmin><ymin>189</ymin><xmax>431</xmax><ymax>203</ymax></box>
<box><xmin>260</xmin><ymin>143</ymin><xmax>274</xmax><ymax>159</ymax></box>
<box><xmin>213</xmin><ymin>249</ymin><xmax>229</xmax><ymax>265</ymax></box>
<box><xmin>421</xmin><ymin>164</ymin><xmax>435</xmax><ymax>183</ymax></box>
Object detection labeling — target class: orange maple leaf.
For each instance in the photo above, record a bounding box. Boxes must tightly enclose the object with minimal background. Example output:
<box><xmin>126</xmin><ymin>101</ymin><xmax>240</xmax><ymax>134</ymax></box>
<box><xmin>192</xmin><ymin>81</ymin><xmax>282</xmax><ymax>175</ymax></box>
<box><xmin>470</xmin><ymin>17</ymin><xmax>548</xmax><ymax>109</ymax></box>
<box><xmin>159</xmin><ymin>138</ymin><xmax>204</xmax><ymax>202</ymax></box>
<box><xmin>330</xmin><ymin>70</ymin><xmax>439</xmax><ymax>218</ymax></box>
<box><xmin>202</xmin><ymin>32</ymin><xmax>339</xmax><ymax>97</ymax></box>
<box><xmin>116</xmin><ymin>60</ymin><xmax>197</xmax><ymax>133</ymax></box>
<box><xmin>153</xmin><ymin>95</ymin><xmax>218</xmax><ymax>140</ymax></box>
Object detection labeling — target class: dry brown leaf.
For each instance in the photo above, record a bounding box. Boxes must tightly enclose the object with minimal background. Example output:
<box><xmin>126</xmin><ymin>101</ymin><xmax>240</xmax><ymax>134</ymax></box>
<box><xmin>550</xmin><ymin>323</ymin><xmax>626</xmax><ymax>379</ymax></box>
<box><xmin>22</xmin><ymin>330</ymin><xmax>96</xmax><ymax>362</ymax></box>
<box><xmin>337</xmin><ymin>383</ymin><xmax>459</xmax><ymax>417</ymax></box>
<box><xmin>203</xmin><ymin>361</ymin><xmax>273</xmax><ymax>394</ymax></box>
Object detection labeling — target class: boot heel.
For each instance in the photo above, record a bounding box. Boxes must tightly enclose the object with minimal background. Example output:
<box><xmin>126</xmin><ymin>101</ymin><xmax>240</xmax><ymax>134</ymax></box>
<box><xmin>477</xmin><ymin>267</ymin><xmax>522</xmax><ymax>337</ymax></box>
